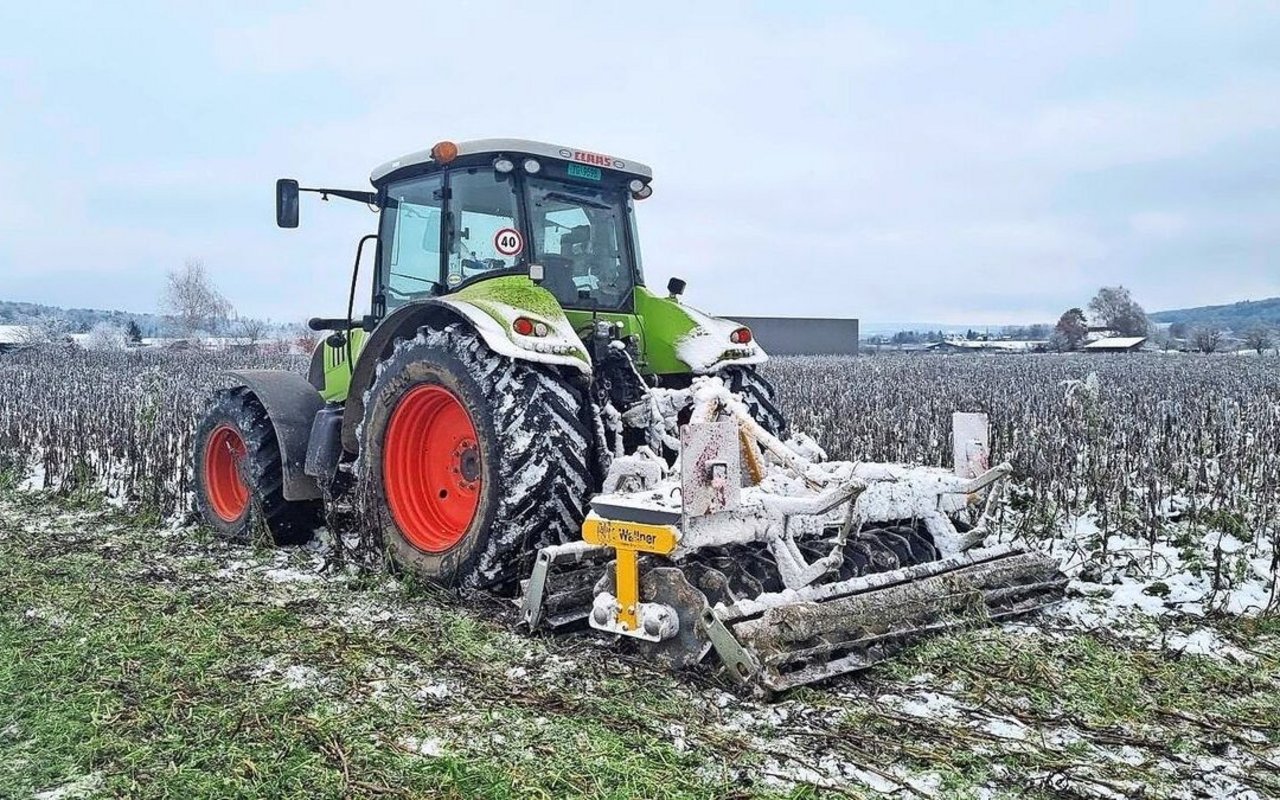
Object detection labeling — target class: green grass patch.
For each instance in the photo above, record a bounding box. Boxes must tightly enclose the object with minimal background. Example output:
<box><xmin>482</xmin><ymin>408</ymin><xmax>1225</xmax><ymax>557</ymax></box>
<box><xmin>0</xmin><ymin>495</ymin><xmax>797</xmax><ymax>800</ymax></box>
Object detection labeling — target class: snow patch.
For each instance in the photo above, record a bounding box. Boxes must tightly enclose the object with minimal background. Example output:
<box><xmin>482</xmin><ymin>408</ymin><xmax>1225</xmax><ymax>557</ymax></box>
<box><xmin>398</xmin><ymin>735</ymin><xmax>445</xmax><ymax>757</ymax></box>
<box><xmin>34</xmin><ymin>772</ymin><xmax>103</xmax><ymax>800</ymax></box>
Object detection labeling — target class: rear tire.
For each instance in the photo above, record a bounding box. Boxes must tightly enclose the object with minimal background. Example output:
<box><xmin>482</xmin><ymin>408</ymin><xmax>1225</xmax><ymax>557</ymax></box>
<box><xmin>193</xmin><ymin>388</ymin><xmax>321</xmax><ymax>545</ymax></box>
<box><xmin>361</xmin><ymin>325</ymin><xmax>594</xmax><ymax>591</ymax></box>
<box><xmin>721</xmin><ymin>365</ymin><xmax>789</xmax><ymax>438</ymax></box>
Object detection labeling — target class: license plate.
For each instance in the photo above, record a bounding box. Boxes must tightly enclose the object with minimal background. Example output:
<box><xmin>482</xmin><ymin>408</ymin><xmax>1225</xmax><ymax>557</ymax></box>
<box><xmin>566</xmin><ymin>163</ymin><xmax>602</xmax><ymax>181</ymax></box>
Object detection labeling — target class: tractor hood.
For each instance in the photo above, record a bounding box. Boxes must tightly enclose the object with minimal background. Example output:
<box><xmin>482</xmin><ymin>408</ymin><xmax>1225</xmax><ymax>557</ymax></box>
<box><xmin>633</xmin><ymin>287</ymin><xmax>768</xmax><ymax>375</ymax></box>
<box><xmin>673</xmin><ymin>303</ymin><xmax>768</xmax><ymax>373</ymax></box>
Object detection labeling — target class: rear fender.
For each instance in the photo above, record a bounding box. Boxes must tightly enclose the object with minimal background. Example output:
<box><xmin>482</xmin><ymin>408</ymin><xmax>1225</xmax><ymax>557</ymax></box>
<box><xmin>340</xmin><ymin>284</ymin><xmax>590</xmax><ymax>453</ymax></box>
<box><xmin>225</xmin><ymin>370</ymin><xmax>324</xmax><ymax>501</ymax></box>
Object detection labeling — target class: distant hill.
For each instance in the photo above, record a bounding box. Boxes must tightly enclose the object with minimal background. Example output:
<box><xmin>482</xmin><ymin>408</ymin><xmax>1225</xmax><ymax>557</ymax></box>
<box><xmin>0</xmin><ymin>299</ymin><xmax>169</xmax><ymax>336</ymax></box>
<box><xmin>1149</xmin><ymin>297</ymin><xmax>1280</xmax><ymax>331</ymax></box>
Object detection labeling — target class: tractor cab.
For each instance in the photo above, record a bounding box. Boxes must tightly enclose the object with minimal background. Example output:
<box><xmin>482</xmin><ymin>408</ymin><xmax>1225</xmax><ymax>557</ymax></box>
<box><xmin>367</xmin><ymin>139</ymin><xmax>654</xmax><ymax>318</ymax></box>
<box><xmin>276</xmin><ymin>138</ymin><xmax>767</xmax><ymax>401</ymax></box>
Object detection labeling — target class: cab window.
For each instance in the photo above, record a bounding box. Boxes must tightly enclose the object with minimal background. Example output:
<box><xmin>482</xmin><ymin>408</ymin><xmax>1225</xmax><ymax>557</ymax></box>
<box><xmin>379</xmin><ymin>174</ymin><xmax>444</xmax><ymax>310</ymax></box>
<box><xmin>445</xmin><ymin>168</ymin><xmax>522</xmax><ymax>289</ymax></box>
<box><xmin>527</xmin><ymin>178</ymin><xmax>632</xmax><ymax>311</ymax></box>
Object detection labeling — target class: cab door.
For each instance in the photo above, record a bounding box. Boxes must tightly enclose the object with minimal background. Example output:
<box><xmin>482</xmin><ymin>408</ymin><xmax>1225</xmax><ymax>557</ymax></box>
<box><xmin>375</xmin><ymin>173</ymin><xmax>446</xmax><ymax>314</ymax></box>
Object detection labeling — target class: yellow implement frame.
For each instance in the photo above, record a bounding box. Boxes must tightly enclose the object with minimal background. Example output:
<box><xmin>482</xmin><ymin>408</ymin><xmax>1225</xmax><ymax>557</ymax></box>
<box><xmin>581</xmin><ymin>516</ymin><xmax>679</xmax><ymax>632</ymax></box>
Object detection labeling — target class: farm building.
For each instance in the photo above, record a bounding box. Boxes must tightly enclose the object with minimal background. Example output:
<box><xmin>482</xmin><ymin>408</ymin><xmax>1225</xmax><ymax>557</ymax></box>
<box><xmin>729</xmin><ymin>316</ymin><xmax>859</xmax><ymax>355</ymax></box>
<box><xmin>924</xmin><ymin>339</ymin><xmax>1046</xmax><ymax>354</ymax></box>
<box><xmin>1082</xmin><ymin>336</ymin><xmax>1148</xmax><ymax>353</ymax></box>
<box><xmin>0</xmin><ymin>325</ymin><xmax>33</xmax><ymax>352</ymax></box>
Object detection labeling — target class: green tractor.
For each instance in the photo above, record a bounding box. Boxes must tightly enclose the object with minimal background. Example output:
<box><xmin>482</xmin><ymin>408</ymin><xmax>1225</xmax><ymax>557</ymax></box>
<box><xmin>194</xmin><ymin>138</ymin><xmax>786</xmax><ymax>589</ymax></box>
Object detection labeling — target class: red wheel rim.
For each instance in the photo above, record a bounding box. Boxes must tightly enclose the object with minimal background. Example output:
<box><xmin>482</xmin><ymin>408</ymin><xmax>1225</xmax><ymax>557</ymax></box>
<box><xmin>204</xmin><ymin>424</ymin><xmax>250</xmax><ymax>522</ymax></box>
<box><xmin>383</xmin><ymin>384</ymin><xmax>482</xmax><ymax>553</ymax></box>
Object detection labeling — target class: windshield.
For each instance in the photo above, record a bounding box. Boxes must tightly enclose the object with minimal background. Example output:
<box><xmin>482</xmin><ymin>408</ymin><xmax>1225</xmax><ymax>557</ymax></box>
<box><xmin>526</xmin><ymin>177</ymin><xmax>634</xmax><ymax>310</ymax></box>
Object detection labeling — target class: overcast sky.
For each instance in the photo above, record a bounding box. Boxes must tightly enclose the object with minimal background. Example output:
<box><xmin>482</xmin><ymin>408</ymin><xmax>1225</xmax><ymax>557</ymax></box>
<box><xmin>2</xmin><ymin>2</ymin><xmax>1278</xmax><ymax>325</ymax></box>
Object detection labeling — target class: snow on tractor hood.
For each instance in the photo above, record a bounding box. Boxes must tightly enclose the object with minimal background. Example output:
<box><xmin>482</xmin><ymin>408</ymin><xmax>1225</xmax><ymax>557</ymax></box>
<box><xmin>674</xmin><ymin>303</ymin><xmax>768</xmax><ymax>374</ymax></box>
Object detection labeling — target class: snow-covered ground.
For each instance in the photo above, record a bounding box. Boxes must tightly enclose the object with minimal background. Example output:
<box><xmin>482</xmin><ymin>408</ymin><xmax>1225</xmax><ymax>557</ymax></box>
<box><xmin>5</xmin><ymin>482</ymin><xmax>1277</xmax><ymax>799</ymax></box>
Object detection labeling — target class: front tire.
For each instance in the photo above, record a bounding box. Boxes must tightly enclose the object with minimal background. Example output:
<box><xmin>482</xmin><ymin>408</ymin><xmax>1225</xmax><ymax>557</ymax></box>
<box><xmin>361</xmin><ymin>325</ymin><xmax>594</xmax><ymax>590</ymax></box>
<box><xmin>193</xmin><ymin>388</ymin><xmax>321</xmax><ymax>545</ymax></box>
<box><xmin>721</xmin><ymin>365</ymin><xmax>789</xmax><ymax>438</ymax></box>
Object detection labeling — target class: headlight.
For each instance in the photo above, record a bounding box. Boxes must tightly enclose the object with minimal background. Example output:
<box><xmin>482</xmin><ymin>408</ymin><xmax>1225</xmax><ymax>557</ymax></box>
<box><xmin>523</xmin><ymin>158</ymin><xmax>541</xmax><ymax>174</ymax></box>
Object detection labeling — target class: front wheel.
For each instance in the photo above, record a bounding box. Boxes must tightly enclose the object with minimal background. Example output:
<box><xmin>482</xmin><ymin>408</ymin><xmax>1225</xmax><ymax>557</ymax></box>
<box><xmin>720</xmin><ymin>365</ymin><xmax>789</xmax><ymax>439</ymax></box>
<box><xmin>360</xmin><ymin>325</ymin><xmax>595</xmax><ymax>591</ymax></box>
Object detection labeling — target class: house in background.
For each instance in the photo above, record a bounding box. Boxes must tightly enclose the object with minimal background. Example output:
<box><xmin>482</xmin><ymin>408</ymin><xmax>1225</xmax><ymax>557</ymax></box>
<box><xmin>0</xmin><ymin>325</ymin><xmax>33</xmax><ymax>352</ymax></box>
<box><xmin>1082</xmin><ymin>336</ymin><xmax>1148</xmax><ymax>353</ymax></box>
<box><xmin>729</xmin><ymin>316</ymin><xmax>859</xmax><ymax>355</ymax></box>
<box><xmin>924</xmin><ymin>339</ymin><xmax>1046</xmax><ymax>354</ymax></box>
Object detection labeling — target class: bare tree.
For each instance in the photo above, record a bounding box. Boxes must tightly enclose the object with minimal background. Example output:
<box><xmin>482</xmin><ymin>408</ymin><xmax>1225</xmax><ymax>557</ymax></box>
<box><xmin>161</xmin><ymin>258</ymin><xmax>234</xmax><ymax>337</ymax></box>
<box><xmin>1147</xmin><ymin>326</ymin><xmax>1174</xmax><ymax>351</ymax></box>
<box><xmin>84</xmin><ymin>321</ymin><xmax>128</xmax><ymax>351</ymax></box>
<box><xmin>18</xmin><ymin>317</ymin><xmax>73</xmax><ymax>345</ymax></box>
<box><xmin>1244</xmin><ymin>325</ymin><xmax>1273</xmax><ymax>356</ymax></box>
<box><xmin>1088</xmin><ymin>286</ymin><xmax>1150</xmax><ymax>337</ymax></box>
<box><xmin>292</xmin><ymin>322</ymin><xmax>321</xmax><ymax>355</ymax></box>
<box><xmin>1191</xmin><ymin>327</ymin><xmax>1223</xmax><ymax>354</ymax></box>
<box><xmin>232</xmin><ymin>315</ymin><xmax>269</xmax><ymax>347</ymax></box>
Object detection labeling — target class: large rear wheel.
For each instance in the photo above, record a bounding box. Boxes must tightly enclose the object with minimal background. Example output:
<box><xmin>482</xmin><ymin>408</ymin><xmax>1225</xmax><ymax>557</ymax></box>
<box><xmin>193</xmin><ymin>388</ymin><xmax>321</xmax><ymax>545</ymax></box>
<box><xmin>361</xmin><ymin>325</ymin><xmax>594</xmax><ymax>590</ymax></box>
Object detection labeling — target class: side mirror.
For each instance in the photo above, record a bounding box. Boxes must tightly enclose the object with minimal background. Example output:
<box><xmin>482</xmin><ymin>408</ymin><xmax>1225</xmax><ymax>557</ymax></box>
<box><xmin>276</xmin><ymin>178</ymin><xmax>300</xmax><ymax>228</ymax></box>
<box><xmin>667</xmin><ymin>277</ymin><xmax>687</xmax><ymax>298</ymax></box>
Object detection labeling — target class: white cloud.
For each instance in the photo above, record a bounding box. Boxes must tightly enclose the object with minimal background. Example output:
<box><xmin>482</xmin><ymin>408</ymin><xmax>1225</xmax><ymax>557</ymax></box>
<box><xmin>2</xmin><ymin>2</ymin><xmax>1278</xmax><ymax>324</ymax></box>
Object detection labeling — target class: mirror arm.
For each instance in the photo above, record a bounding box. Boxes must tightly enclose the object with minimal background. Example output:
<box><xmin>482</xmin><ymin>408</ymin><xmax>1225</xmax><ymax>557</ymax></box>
<box><xmin>301</xmin><ymin>187</ymin><xmax>378</xmax><ymax>206</ymax></box>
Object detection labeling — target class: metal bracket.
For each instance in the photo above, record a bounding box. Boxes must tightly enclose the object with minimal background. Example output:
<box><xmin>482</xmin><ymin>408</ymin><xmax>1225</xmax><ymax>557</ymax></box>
<box><xmin>702</xmin><ymin>610</ymin><xmax>760</xmax><ymax>685</ymax></box>
<box><xmin>519</xmin><ymin>542</ymin><xmax>607</xmax><ymax>630</ymax></box>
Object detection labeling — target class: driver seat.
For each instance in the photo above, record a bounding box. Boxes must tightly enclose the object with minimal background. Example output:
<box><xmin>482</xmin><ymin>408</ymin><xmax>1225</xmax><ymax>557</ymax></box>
<box><xmin>539</xmin><ymin>255</ymin><xmax>580</xmax><ymax>306</ymax></box>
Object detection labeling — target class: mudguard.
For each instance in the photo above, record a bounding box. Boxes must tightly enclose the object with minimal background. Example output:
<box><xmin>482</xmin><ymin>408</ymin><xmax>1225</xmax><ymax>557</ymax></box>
<box><xmin>340</xmin><ymin>278</ymin><xmax>591</xmax><ymax>453</ymax></box>
<box><xmin>225</xmin><ymin>370</ymin><xmax>324</xmax><ymax>501</ymax></box>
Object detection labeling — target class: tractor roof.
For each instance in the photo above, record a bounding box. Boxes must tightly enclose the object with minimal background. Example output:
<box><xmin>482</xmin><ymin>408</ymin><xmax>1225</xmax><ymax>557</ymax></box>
<box><xmin>370</xmin><ymin>139</ymin><xmax>653</xmax><ymax>185</ymax></box>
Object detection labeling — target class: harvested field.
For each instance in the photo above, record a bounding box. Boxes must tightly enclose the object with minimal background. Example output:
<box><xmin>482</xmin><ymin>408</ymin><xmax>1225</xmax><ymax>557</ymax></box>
<box><xmin>3</xmin><ymin>491</ymin><xmax>1278</xmax><ymax>799</ymax></box>
<box><xmin>1</xmin><ymin>347</ymin><xmax>1278</xmax><ymax>798</ymax></box>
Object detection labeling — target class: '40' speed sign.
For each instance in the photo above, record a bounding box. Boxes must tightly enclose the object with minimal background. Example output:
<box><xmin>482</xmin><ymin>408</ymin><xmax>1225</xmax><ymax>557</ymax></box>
<box><xmin>494</xmin><ymin>228</ymin><xmax>523</xmax><ymax>257</ymax></box>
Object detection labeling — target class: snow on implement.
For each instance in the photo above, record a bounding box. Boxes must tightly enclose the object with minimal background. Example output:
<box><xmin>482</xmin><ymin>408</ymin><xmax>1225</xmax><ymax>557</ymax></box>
<box><xmin>520</xmin><ymin>381</ymin><xmax>1066</xmax><ymax>692</ymax></box>
<box><xmin>192</xmin><ymin>137</ymin><xmax>1064</xmax><ymax>695</ymax></box>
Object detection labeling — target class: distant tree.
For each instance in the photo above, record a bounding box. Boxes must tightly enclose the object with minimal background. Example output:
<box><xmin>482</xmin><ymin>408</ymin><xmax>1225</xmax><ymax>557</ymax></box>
<box><xmin>1027</xmin><ymin>323</ymin><xmax>1050</xmax><ymax>340</ymax></box>
<box><xmin>232</xmin><ymin>315</ymin><xmax>269</xmax><ymax>346</ymax></box>
<box><xmin>161</xmin><ymin>258</ymin><xmax>234</xmax><ymax>337</ymax></box>
<box><xmin>292</xmin><ymin>323</ymin><xmax>320</xmax><ymax>355</ymax></box>
<box><xmin>1244</xmin><ymin>325</ymin><xmax>1273</xmax><ymax>355</ymax></box>
<box><xmin>1191</xmin><ymin>327</ymin><xmax>1223</xmax><ymax>354</ymax></box>
<box><xmin>1088</xmin><ymin>286</ymin><xmax>1150</xmax><ymax>337</ymax></box>
<box><xmin>965</xmin><ymin>329</ymin><xmax>978</xmax><ymax>341</ymax></box>
<box><xmin>85</xmin><ymin>322</ymin><xmax>129</xmax><ymax>351</ymax></box>
<box><xmin>1148</xmin><ymin>327</ymin><xmax>1177</xmax><ymax>351</ymax></box>
<box><xmin>1052</xmin><ymin>308</ymin><xmax>1089</xmax><ymax>351</ymax></box>
<box><xmin>18</xmin><ymin>317</ymin><xmax>73</xmax><ymax>345</ymax></box>
<box><xmin>1168</xmin><ymin>321</ymin><xmax>1189</xmax><ymax>340</ymax></box>
<box><xmin>125</xmin><ymin>320</ymin><xmax>143</xmax><ymax>344</ymax></box>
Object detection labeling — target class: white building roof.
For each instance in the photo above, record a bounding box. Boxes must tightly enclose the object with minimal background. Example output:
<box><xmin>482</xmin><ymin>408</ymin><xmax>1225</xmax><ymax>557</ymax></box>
<box><xmin>371</xmin><ymin>138</ymin><xmax>653</xmax><ymax>184</ymax></box>
<box><xmin>1083</xmin><ymin>336</ymin><xmax>1147</xmax><ymax>350</ymax></box>
<box><xmin>0</xmin><ymin>325</ymin><xmax>32</xmax><ymax>344</ymax></box>
<box><xmin>926</xmin><ymin>339</ymin><xmax>1044</xmax><ymax>352</ymax></box>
